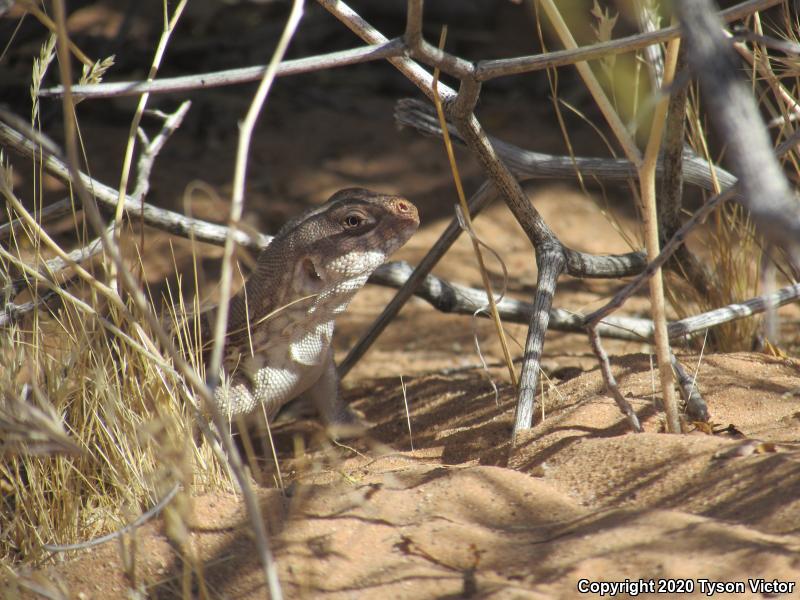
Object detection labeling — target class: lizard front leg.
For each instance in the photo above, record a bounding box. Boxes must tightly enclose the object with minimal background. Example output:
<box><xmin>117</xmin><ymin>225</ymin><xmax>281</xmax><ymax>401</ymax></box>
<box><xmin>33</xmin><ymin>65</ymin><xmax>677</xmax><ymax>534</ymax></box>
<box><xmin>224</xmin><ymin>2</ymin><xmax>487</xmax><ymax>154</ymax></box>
<box><xmin>305</xmin><ymin>347</ymin><xmax>364</xmax><ymax>436</ymax></box>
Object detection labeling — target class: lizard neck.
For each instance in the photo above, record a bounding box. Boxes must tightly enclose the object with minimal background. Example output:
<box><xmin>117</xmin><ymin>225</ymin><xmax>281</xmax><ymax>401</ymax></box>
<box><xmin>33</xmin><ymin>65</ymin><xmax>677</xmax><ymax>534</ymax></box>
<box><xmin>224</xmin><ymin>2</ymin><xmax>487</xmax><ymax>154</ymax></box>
<box><xmin>307</xmin><ymin>272</ymin><xmax>370</xmax><ymax>319</ymax></box>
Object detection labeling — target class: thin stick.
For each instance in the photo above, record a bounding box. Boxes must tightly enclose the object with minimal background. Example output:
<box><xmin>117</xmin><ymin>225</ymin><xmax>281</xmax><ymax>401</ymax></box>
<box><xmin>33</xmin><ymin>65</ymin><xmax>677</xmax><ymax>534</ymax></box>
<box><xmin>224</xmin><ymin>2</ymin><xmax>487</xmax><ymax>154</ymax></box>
<box><xmin>589</xmin><ymin>329</ymin><xmax>643</xmax><ymax>432</ymax></box>
<box><xmin>207</xmin><ymin>0</ymin><xmax>304</xmax><ymax>419</ymax></box>
<box><xmin>668</xmin><ymin>282</ymin><xmax>800</xmax><ymax>339</ymax></box>
<box><xmin>316</xmin><ymin>0</ymin><xmax>457</xmax><ymax>104</ymax></box>
<box><xmin>205</xmin><ymin>2</ymin><xmax>306</xmax><ymax>597</ymax></box>
<box><xmin>640</xmin><ymin>36</ymin><xmax>682</xmax><ymax>433</ymax></box>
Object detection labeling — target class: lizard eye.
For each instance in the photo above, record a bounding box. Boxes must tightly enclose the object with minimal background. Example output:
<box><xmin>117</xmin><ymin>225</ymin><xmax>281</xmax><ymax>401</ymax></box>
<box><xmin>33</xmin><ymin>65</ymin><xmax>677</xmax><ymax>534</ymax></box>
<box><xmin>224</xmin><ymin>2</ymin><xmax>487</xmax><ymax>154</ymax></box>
<box><xmin>343</xmin><ymin>214</ymin><xmax>364</xmax><ymax>228</ymax></box>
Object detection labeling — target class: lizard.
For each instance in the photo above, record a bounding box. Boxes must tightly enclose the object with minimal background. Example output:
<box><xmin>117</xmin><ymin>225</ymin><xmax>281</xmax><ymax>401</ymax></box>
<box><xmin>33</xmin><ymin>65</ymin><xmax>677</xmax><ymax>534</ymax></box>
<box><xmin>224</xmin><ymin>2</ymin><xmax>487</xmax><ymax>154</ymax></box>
<box><xmin>45</xmin><ymin>189</ymin><xmax>417</xmax><ymax>554</ymax></box>
<box><xmin>197</xmin><ymin>187</ymin><xmax>419</xmax><ymax>430</ymax></box>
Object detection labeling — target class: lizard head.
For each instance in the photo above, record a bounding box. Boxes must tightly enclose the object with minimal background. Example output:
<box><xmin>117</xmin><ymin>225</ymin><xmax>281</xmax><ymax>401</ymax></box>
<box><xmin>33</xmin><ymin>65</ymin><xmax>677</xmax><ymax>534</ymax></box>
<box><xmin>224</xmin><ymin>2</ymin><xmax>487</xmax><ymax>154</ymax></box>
<box><xmin>288</xmin><ymin>188</ymin><xmax>419</xmax><ymax>293</ymax></box>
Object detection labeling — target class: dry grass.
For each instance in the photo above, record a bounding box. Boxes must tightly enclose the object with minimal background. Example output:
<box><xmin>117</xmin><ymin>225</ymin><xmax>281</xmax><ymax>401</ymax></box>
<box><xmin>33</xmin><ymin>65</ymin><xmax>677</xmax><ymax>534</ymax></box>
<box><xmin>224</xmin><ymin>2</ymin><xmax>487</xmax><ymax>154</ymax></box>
<box><xmin>1</xmin><ymin>27</ymin><xmax>230</xmax><ymax>568</ymax></box>
<box><xmin>2</xmin><ymin>0</ymin><xmax>800</xmax><ymax>595</ymax></box>
<box><xmin>1</xmin><ymin>6</ymin><xmax>285</xmax><ymax>593</ymax></box>
<box><xmin>0</xmin><ymin>245</ymin><xmax>230</xmax><ymax>564</ymax></box>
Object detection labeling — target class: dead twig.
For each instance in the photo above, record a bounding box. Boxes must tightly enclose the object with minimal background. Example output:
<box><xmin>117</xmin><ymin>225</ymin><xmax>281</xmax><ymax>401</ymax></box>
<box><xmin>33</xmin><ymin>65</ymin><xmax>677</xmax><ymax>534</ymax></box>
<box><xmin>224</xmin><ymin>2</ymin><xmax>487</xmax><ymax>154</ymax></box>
<box><xmin>39</xmin><ymin>40</ymin><xmax>405</xmax><ymax>99</ymax></box>
<box><xmin>588</xmin><ymin>330</ymin><xmax>643</xmax><ymax>432</ymax></box>
<box><xmin>394</xmin><ymin>98</ymin><xmax>740</xmax><ymax>200</ymax></box>
<box><xmin>0</xmin><ymin>119</ymin><xmax>269</xmax><ymax>250</ymax></box>
<box><xmin>671</xmin><ymin>353</ymin><xmax>710</xmax><ymax>423</ymax></box>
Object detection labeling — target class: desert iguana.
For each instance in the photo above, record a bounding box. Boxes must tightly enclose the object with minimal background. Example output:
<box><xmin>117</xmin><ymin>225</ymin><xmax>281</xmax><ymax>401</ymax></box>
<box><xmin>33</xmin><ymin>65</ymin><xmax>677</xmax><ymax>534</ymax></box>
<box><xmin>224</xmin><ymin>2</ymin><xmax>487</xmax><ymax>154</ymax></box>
<box><xmin>199</xmin><ymin>187</ymin><xmax>419</xmax><ymax>427</ymax></box>
<box><xmin>47</xmin><ymin>188</ymin><xmax>417</xmax><ymax>553</ymax></box>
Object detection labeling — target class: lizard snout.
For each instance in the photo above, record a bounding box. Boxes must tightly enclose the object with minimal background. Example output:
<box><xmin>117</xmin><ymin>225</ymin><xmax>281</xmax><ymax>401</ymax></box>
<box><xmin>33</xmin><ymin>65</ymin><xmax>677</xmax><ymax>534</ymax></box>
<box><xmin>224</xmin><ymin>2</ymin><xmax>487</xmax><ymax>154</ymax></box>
<box><xmin>389</xmin><ymin>197</ymin><xmax>420</xmax><ymax>226</ymax></box>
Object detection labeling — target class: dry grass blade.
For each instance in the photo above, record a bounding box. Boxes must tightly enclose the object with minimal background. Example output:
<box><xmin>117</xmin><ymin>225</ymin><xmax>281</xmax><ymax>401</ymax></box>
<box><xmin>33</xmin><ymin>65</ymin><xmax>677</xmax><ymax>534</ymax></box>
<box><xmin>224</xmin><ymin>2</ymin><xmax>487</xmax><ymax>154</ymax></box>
<box><xmin>537</xmin><ymin>0</ymin><xmax>643</xmax><ymax>166</ymax></box>
<box><xmin>112</xmin><ymin>0</ymin><xmax>187</xmax><ymax>279</ymax></box>
<box><xmin>203</xmin><ymin>1</ymin><xmax>306</xmax><ymax>597</ymax></box>
<box><xmin>430</xmin><ymin>26</ymin><xmax>518</xmax><ymax>388</ymax></box>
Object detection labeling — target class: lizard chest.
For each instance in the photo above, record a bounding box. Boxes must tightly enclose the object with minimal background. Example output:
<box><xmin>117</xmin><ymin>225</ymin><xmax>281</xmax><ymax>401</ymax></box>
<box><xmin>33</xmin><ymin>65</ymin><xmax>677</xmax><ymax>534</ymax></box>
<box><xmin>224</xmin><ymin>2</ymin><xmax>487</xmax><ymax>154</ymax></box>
<box><xmin>224</xmin><ymin>314</ymin><xmax>335</xmax><ymax>405</ymax></box>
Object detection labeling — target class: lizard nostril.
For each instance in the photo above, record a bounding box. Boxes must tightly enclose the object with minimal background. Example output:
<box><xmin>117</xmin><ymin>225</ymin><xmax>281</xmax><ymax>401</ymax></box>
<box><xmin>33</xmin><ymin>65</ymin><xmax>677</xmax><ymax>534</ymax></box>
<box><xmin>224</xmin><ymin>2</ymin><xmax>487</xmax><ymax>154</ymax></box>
<box><xmin>395</xmin><ymin>200</ymin><xmax>410</xmax><ymax>213</ymax></box>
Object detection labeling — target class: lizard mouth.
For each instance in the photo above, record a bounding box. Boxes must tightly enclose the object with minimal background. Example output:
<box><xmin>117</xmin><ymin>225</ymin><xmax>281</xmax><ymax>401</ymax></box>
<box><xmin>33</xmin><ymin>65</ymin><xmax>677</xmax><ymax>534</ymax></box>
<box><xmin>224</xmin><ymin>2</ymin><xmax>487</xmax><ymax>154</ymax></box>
<box><xmin>302</xmin><ymin>257</ymin><xmax>323</xmax><ymax>283</ymax></box>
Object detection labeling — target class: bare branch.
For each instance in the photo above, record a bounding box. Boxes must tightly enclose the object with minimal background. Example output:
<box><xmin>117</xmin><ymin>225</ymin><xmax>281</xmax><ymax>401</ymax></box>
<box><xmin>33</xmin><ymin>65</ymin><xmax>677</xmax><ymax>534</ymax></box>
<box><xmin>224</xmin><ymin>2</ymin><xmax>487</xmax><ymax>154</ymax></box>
<box><xmin>667</xmin><ymin>283</ymin><xmax>800</xmax><ymax>339</ymax></box>
<box><xmin>394</xmin><ymin>98</ymin><xmax>740</xmax><ymax>199</ymax></box>
<box><xmin>513</xmin><ymin>251</ymin><xmax>563</xmax><ymax>433</ymax></box>
<box><xmin>404</xmin><ymin>1</ymin><xmax>475</xmax><ymax>80</ymax></box>
<box><xmin>373</xmin><ymin>262</ymin><xmax>800</xmax><ymax>344</ymax></box>
<box><xmin>588</xmin><ymin>329</ymin><xmax>643</xmax><ymax>433</ymax></box>
<box><xmin>317</xmin><ymin>0</ymin><xmax>457</xmax><ymax>103</ymax></box>
<box><xmin>367</xmin><ymin>260</ymin><xmax>655</xmax><ymax>341</ymax></box>
<box><xmin>0</xmin><ymin>120</ymin><xmax>269</xmax><ymax>250</ymax></box>
<box><xmin>38</xmin><ymin>40</ymin><xmax>405</xmax><ymax>100</ymax></box>
<box><xmin>671</xmin><ymin>354</ymin><xmax>710</xmax><ymax>423</ymax></box>
<box><xmin>132</xmin><ymin>101</ymin><xmax>192</xmax><ymax>201</ymax></box>
<box><xmin>34</xmin><ymin>0</ymin><xmax>780</xmax><ymax>101</ymax></box>
<box><xmin>204</xmin><ymin>2</ymin><xmax>306</xmax><ymax>596</ymax></box>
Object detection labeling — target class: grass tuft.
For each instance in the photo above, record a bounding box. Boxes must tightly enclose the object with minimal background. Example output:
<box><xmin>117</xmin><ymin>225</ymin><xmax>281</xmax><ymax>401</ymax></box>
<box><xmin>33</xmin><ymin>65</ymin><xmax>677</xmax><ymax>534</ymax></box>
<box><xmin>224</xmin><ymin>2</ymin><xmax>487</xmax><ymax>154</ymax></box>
<box><xmin>1</xmin><ymin>214</ymin><xmax>230</xmax><ymax>566</ymax></box>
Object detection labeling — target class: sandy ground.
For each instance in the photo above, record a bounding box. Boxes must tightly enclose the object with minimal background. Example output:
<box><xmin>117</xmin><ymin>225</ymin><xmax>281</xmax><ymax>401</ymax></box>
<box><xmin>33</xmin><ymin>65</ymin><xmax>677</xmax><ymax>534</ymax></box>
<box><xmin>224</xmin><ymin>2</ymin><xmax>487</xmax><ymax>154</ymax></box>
<box><xmin>13</xmin><ymin>188</ymin><xmax>800</xmax><ymax>599</ymax></box>
<box><xmin>4</xmin><ymin>2</ymin><xmax>800</xmax><ymax>598</ymax></box>
<box><xmin>19</xmin><ymin>351</ymin><xmax>800</xmax><ymax>599</ymax></box>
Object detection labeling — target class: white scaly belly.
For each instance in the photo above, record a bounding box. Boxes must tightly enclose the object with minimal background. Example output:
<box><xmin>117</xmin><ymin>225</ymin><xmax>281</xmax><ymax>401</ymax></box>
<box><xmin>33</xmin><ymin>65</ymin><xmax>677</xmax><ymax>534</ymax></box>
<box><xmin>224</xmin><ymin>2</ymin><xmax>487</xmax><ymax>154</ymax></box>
<box><xmin>213</xmin><ymin>274</ymin><xmax>368</xmax><ymax>420</ymax></box>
